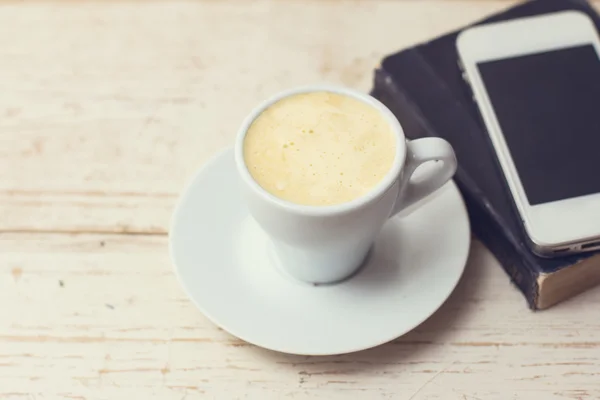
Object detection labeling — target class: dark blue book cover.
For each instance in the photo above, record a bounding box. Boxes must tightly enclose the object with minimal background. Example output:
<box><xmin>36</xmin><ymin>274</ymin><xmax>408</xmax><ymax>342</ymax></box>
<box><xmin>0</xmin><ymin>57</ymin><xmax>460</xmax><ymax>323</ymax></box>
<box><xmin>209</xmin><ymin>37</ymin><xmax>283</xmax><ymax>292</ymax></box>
<box><xmin>372</xmin><ymin>0</ymin><xmax>600</xmax><ymax>309</ymax></box>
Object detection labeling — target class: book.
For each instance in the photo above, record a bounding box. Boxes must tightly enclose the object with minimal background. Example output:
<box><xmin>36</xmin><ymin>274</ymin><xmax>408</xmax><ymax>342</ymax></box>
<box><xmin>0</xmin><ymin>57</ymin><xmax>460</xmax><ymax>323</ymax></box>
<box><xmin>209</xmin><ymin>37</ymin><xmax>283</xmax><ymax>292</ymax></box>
<box><xmin>371</xmin><ymin>0</ymin><xmax>600</xmax><ymax>310</ymax></box>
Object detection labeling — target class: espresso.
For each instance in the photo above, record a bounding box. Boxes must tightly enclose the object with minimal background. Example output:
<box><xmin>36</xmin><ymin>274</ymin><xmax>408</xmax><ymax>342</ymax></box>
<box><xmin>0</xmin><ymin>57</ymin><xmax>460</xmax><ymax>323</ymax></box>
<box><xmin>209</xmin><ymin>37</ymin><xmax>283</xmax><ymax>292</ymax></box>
<box><xmin>243</xmin><ymin>91</ymin><xmax>396</xmax><ymax>206</ymax></box>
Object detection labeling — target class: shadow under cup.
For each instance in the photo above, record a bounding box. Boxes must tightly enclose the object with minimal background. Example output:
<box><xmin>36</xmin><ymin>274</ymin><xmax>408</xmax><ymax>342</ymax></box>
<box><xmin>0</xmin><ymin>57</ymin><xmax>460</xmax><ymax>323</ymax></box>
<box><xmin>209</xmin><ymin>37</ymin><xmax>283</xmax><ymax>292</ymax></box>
<box><xmin>234</xmin><ymin>85</ymin><xmax>455</xmax><ymax>285</ymax></box>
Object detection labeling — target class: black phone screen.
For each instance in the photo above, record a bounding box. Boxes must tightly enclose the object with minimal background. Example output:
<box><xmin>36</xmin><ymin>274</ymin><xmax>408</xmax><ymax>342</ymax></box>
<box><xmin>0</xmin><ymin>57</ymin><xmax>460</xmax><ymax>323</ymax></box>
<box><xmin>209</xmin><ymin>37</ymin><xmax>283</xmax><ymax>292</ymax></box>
<box><xmin>477</xmin><ymin>44</ymin><xmax>600</xmax><ymax>206</ymax></box>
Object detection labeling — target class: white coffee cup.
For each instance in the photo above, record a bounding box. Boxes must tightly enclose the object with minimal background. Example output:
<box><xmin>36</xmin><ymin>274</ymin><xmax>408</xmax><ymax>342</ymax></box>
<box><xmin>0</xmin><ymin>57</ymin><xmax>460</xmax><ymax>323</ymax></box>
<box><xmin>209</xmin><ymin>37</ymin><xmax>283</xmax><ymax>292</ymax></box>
<box><xmin>234</xmin><ymin>85</ymin><xmax>457</xmax><ymax>284</ymax></box>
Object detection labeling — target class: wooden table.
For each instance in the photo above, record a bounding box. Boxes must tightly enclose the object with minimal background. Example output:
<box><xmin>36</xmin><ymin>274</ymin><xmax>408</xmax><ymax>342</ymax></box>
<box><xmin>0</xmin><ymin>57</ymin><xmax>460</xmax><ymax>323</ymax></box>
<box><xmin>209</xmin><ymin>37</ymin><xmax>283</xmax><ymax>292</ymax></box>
<box><xmin>1</xmin><ymin>1</ymin><xmax>600</xmax><ymax>399</ymax></box>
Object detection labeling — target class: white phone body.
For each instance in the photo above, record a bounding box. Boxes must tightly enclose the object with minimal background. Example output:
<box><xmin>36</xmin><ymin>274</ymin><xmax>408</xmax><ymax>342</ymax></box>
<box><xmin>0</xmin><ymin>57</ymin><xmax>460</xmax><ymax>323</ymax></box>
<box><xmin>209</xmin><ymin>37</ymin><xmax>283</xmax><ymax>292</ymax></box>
<box><xmin>457</xmin><ymin>11</ymin><xmax>600</xmax><ymax>256</ymax></box>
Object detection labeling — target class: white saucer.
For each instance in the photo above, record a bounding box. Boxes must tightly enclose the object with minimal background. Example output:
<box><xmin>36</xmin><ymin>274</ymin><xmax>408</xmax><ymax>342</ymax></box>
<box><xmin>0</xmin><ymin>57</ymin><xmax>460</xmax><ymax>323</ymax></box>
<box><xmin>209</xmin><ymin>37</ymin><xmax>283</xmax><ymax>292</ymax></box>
<box><xmin>170</xmin><ymin>148</ymin><xmax>471</xmax><ymax>356</ymax></box>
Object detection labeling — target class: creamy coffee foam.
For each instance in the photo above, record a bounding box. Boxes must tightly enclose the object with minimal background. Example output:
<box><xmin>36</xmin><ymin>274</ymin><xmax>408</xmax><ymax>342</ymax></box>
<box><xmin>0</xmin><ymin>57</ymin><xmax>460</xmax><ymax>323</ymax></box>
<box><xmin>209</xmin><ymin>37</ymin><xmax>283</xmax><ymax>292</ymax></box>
<box><xmin>243</xmin><ymin>91</ymin><xmax>396</xmax><ymax>206</ymax></box>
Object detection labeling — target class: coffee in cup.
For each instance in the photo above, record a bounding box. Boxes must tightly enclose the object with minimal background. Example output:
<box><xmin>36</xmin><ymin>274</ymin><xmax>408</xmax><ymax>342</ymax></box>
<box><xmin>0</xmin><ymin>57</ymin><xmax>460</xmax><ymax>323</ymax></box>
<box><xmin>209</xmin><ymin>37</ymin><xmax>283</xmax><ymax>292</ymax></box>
<box><xmin>243</xmin><ymin>91</ymin><xmax>396</xmax><ymax>206</ymax></box>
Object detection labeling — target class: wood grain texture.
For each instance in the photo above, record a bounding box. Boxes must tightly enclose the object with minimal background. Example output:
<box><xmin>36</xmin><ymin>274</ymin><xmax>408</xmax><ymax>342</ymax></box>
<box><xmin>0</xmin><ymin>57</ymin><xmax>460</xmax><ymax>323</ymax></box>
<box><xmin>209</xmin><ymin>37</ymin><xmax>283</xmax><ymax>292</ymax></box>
<box><xmin>2</xmin><ymin>1</ymin><xmax>600</xmax><ymax>399</ymax></box>
<box><xmin>2</xmin><ymin>236</ymin><xmax>600</xmax><ymax>399</ymax></box>
<box><xmin>0</xmin><ymin>0</ymin><xmax>528</xmax><ymax>234</ymax></box>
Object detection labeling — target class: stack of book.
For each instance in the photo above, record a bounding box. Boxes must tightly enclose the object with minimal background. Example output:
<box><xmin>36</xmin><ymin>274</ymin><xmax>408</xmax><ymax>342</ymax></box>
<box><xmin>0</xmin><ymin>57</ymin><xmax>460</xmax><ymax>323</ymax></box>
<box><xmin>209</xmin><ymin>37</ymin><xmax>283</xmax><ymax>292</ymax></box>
<box><xmin>371</xmin><ymin>0</ymin><xmax>600</xmax><ymax>310</ymax></box>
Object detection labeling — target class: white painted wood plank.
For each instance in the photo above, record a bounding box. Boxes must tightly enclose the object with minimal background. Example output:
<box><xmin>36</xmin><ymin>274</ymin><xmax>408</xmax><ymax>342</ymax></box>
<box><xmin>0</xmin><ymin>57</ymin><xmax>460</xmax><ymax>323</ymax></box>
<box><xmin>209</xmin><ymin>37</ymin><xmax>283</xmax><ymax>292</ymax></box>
<box><xmin>0</xmin><ymin>0</ymin><xmax>537</xmax><ymax>233</ymax></box>
<box><xmin>1</xmin><ymin>236</ymin><xmax>600</xmax><ymax>399</ymax></box>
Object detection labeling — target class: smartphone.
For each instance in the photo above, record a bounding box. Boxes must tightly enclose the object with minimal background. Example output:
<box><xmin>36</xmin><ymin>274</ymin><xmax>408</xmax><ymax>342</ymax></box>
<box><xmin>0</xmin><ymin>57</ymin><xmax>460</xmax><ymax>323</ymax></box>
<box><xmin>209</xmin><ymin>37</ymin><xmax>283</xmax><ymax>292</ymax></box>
<box><xmin>456</xmin><ymin>10</ymin><xmax>600</xmax><ymax>257</ymax></box>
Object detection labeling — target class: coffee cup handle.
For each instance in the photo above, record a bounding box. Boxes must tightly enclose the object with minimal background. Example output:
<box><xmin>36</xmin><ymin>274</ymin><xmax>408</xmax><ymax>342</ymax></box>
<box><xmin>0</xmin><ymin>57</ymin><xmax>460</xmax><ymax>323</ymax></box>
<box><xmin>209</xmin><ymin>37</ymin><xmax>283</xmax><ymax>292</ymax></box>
<box><xmin>390</xmin><ymin>137</ymin><xmax>457</xmax><ymax>218</ymax></box>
